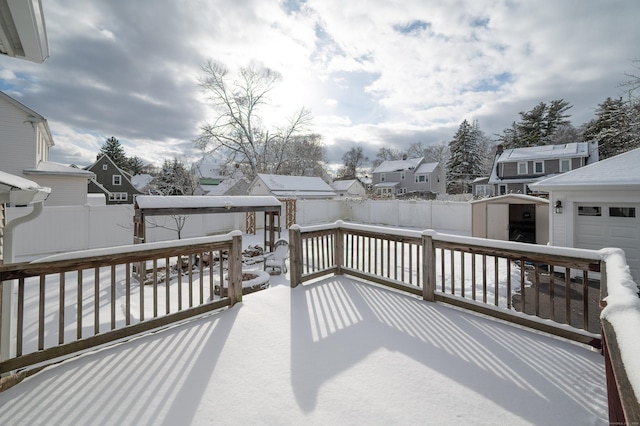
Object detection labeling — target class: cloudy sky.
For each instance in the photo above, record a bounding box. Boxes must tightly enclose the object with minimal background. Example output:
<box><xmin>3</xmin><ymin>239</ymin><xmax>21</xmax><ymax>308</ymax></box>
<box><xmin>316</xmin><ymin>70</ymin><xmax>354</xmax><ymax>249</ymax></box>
<box><xmin>1</xmin><ymin>0</ymin><xmax>638</xmax><ymax>170</ymax></box>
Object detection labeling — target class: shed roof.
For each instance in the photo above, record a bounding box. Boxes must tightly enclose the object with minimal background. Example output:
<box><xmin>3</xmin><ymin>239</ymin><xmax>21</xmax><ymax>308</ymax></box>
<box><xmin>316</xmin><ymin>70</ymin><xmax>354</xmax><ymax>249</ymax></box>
<box><xmin>470</xmin><ymin>194</ymin><xmax>549</xmax><ymax>205</ymax></box>
<box><xmin>257</xmin><ymin>174</ymin><xmax>334</xmax><ymax>192</ymax></box>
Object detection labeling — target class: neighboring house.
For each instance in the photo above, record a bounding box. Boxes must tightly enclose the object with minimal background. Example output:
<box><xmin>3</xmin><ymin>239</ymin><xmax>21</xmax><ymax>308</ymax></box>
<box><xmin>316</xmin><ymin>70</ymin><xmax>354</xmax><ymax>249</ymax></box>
<box><xmin>471</xmin><ymin>177</ymin><xmax>494</xmax><ymax>198</ymax></box>
<box><xmin>85</xmin><ymin>154</ymin><xmax>142</xmax><ymax>204</ymax></box>
<box><xmin>0</xmin><ymin>91</ymin><xmax>94</xmax><ymax>206</ymax></box>
<box><xmin>331</xmin><ymin>179</ymin><xmax>366</xmax><ymax>198</ymax></box>
<box><xmin>191</xmin><ymin>153</ymin><xmax>245</xmax><ymax>196</ymax></box>
<box><xmin>530</xmin><ymin>147</ymin><xmax>640</xmax><ymax>284</ymax></box>
<box><xmin>488</xmin><ymin>142</ymin><xmax>598</xmax><ymax>196</ymax></box>
<box><xmin>371</xmin><ymin>157</ymin><xmax>445</xmax><ymax>197</ymax></box>
<box><xmin>0</xmin><ymin>0</ymin><xmax>49</xmax><ymax>63</ymax></box>
<box><xmin>248</xmin><ymin>174</ymin><xmax>336</xmax><ymax>199</ymax></box>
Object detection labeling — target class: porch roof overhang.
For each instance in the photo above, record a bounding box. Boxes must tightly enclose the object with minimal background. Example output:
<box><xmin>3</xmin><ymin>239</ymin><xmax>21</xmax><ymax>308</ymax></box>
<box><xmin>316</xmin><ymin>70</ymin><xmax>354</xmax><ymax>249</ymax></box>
<box><xmin>374</xmin><ymin>182</ymin><xmax>400</xmax><ymax>188</ymax></box>
<box><xmin>0</xmin><ymin>0</ymin><xmax>49</xmax><ymax>63</ymax></box>
<box><xmin>0</xmin><ymin>170</ymin><xmax>50</xmax><ymax>205</ymax></box>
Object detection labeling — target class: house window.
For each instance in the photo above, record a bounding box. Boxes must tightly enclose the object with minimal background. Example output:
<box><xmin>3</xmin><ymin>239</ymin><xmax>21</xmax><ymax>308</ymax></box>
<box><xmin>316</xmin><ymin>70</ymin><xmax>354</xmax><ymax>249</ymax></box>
<box><xmin>475</xmin><ymin>185</ymin><xmax>493</xmax><ymax>197</ymax></box>
<box><xmin>578</xmin><ymin>206</ymin><xmax>601</xmax><ymax>217</ymax></box>
<box><xmin>517</xmin><ymin>162</ymin><xmax>528</xmax><ymax>175</ymax></box>
<box><xmin>103</xmin><ymin>164</ymin><xmax>108</xmax><ymax>170</ymax></box>
<box><xmin>381</xmin><ymin>173</ymin><xmax>386</xmax><ymax>182</ymax></box>
<box><xmin>499</xmin><ymin>184</ymin><xmax>507</xmax><ymax>195</ymax></box>
<box><xmin>108</xmin><ymin>192</ymin><xmax>128</xmax><ymax>202</ymax></box>
<box><xmin>401</xmin><ymin>172</ymin><xmax>406</xmax><ymax>180</ymax></box>
<box><xmin>560</xmin><ymin>159</ymin><xmax>571</xmax><ymax>173</ymax></box>
<box><xmin>610</xmin><ymin>207</ymin><xmax>636</xmax><ymax>218</ymax></box>
<box><xmin>398</xmin><ymin>187</ymin><xmax>406</xmax><ymax>194</ymax></box>
<box><xmin>415</xmin><ymin>175</ymin><xmax>427</xmax><ymax>183</ymax></box>
<box><xmin>534</xmin><ymin>161</ymin><xmax>544</xmax><ymax>174</ymax></box>
<box><xmin>113</xmin><ymin>175</ymin><xmax>122</xmax><ymax>185</ymax></box>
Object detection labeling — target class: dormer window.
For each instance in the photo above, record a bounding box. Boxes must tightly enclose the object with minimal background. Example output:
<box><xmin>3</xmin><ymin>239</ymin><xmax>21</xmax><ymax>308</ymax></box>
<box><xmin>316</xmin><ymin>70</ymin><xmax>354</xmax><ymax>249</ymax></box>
<box><xmin>517</xmin><ymin>162</ymin><xmax>528</xmax><ymax>175</ymax></box>
<box><xmin>534</xmin><ymin>161</ymin><xmax>544</xmax><ymax>174</ymax></box>
<box><xmin>560</xmin><ymin>159</ymin><xmax>571</xmax><ymax>173</ymax></box>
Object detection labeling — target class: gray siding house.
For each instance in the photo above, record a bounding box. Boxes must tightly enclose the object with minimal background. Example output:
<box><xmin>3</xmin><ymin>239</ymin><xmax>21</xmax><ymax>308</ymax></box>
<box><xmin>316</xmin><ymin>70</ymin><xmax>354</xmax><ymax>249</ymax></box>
<box><xmin>488</xmin><ymin>142</ymin><xmax>598</xmax><ymax>196</ymax></box>
<box><xmin>85</xmin><ymin>155</ymin><xmax>141</xmax><ymax>204</ymax></box>
<box><xmin>371</xmin><ymin>157</ymin><xmax>445</xmax><ymax>197</ymax></box>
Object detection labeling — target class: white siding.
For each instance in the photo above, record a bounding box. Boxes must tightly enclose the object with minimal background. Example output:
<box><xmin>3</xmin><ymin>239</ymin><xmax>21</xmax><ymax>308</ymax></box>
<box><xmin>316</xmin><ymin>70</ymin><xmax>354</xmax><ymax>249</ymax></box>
<box><xmin>32</xmin><ymin>176</ymin><xmax>89</xmax><ymax>206</ymax></box>
<box><xmin>0</xmin><ymin>98</ymin><xmax>38</xmax><ymax>177</ymax></box>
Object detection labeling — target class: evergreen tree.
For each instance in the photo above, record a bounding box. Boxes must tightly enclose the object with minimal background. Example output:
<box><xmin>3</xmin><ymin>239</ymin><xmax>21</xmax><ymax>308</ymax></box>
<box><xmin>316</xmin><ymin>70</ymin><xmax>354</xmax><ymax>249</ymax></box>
<box><xmin>583</xmin><ymin>97</ymin><xmax>639</xmax><ymax>159</ymax></box>
<box><xmin>155</xmin><ymin>158</ymin><xmax>197</xmax><ymax>196</ymax></box>
<box><xmin>446</xmin><ymin>120</ymin><xmax>484</xmax><ymax>194</ymax></box>
<box><xmin>127</xmin><ymin>156</ymin><xmax>145</xmax><ymax>175</ymax></box>
<box><xmin>498</xmin><ymin>100</ymin><xmax>573</xmax><ymax>148</ymax></box>
<box><xmin>99</xmin><ymin>137</ymin><xmax>129</xmax><ymax>170</ymax></box>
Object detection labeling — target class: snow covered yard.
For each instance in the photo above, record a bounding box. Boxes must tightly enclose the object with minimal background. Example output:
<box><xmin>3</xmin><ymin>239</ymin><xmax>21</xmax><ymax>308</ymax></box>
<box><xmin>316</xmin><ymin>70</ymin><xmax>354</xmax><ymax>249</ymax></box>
<box><xmin>0</xmin><ymin>274</ymin><xmax>607</xmax><ymax>425</ymax></box>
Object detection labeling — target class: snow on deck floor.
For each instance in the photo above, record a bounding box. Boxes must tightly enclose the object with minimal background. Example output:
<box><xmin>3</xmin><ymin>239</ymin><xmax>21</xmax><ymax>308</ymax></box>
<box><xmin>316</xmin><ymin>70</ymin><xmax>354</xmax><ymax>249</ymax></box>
<box><xmin>0</xmin><ymin>276</ymin><xmax>607</xmax><ymax>425</ymax></box>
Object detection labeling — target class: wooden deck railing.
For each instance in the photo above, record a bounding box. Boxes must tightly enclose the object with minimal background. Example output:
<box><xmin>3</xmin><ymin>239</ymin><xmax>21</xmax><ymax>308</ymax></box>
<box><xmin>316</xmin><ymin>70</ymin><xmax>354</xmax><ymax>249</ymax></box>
<box><xmin>291</xmin><ymin>221</ymin><xmax>640</xmax><ymax>422</ymax></box>
<box><xmin>0</xmin><ymin>231</ymin><xmax>243</xmax><ymax>376</ymax></box>
<box><xmin>599</xmin><ymin>249</ymin><xmax>640</xmax><ymax>425</ymax></box>
<box><xmin>290</xmin><ymin>221</ymin><xmax>602</xmax><ymax>346</ymax></box>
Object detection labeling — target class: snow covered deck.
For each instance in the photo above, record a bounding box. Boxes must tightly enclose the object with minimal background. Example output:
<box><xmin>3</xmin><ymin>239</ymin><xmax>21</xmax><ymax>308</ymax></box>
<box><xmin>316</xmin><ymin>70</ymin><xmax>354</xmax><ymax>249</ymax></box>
<box><xmin>0</xmin><ymin>275</ymin><xmax>607</xmax><ymax>424</ymax></box>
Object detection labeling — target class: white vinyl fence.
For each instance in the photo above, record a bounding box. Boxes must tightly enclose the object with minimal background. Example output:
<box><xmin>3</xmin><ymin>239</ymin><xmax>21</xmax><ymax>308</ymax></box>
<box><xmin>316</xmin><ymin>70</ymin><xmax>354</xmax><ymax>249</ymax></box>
<box><xmin>6</xmin><ymin>199</ymin><xmax>471</xmax><ymax>261</ymax></box>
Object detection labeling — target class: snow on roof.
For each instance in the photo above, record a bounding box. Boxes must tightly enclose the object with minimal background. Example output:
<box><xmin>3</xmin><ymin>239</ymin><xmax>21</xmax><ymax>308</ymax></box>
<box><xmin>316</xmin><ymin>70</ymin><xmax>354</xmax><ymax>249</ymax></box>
<box><xmin>23</xmin><ymin>161</ymin><xmax>95</xmax><ymax>177</ymax></box>
<box><xmin>257</xmin><ymin>174</ymin><xmax>335</xmax><ymax>193</ymax></box>
<box><xmin>372</xmin><ymin>157</ymin><xmax>423</xmax><ymax>173</ymax></box>
<box><xmin>0</xmin><ymin>170</ymin><xmax>45</xmax><ymax>191</ymax></box>
<box><xmin>414</xmin><ymin>162</ymin><xmax>438</xmax><ymax>174</ymax></box>
<box><xmin>131</xmin><ymin>174</ymin><xmax>154</xmax><ymax>191</ymax></box>
<box><xmin>469</xmin><ymin>193</ymin><xmax>550</xmax><ymax>205</ymax></box>
<box><xmin>135</xmin><ymin>195</ymin><xmax>281</xmax><ymax>209</ymax></box>
<box><xmin>374</xmin><ymin>182</ymin><xmax>400</xmax><ymax>188</ymax></box>
<box><xmin>0</xmin><ymin>170</ymin><xmax>51</xmax><ymax>204</ymax></box>
<box><xmin>531</xmin><ymin>147</ymin><xmax>640</xmax><ymax>191</ymax></box>
<box><xmin>496</xmin><ymin>142</ymin><xmax>590</xmax><ymax>163</ymax></box>
<box><xmin>331</xmin><ymin>180</ymin><xmax>357</xmax><ymax>191</ymax></box>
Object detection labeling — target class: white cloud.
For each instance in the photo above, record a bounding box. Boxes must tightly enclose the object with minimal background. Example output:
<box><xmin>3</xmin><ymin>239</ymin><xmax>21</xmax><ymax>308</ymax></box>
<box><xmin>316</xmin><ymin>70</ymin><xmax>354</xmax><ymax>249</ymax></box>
<box><xmin>1</xmin><ymin>0</ymin><xmax>638</xmax><ymax>167</ymax></box>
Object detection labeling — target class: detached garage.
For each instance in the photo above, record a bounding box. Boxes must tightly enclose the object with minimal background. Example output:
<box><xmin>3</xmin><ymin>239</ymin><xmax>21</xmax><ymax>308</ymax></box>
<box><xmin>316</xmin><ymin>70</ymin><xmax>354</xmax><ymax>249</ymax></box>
<box><xmin>531</xmin><ymin>147</ymin><xmax>640</xmax><ymax>283</ymax></box>
<box><xmin>471</xmin><ymin>194</ymin><xmax>549</xmax><ymax>244</ymax></box>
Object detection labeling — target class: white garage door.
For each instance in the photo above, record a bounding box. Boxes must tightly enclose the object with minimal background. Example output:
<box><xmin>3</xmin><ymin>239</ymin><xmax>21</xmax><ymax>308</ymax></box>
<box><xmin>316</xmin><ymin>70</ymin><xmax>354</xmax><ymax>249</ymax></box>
<box><xmin>575</xmin><ymin>204</ymin><xmax>640</xmax><ymax>281</ymax></box>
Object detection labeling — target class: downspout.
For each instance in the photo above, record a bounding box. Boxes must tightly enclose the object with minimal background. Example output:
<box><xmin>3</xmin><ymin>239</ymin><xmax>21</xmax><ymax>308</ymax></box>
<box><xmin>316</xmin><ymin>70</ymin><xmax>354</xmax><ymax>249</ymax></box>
<box><xmin>1</xmin><ymin>202</ymin><xmax>44</xmax><ymax>365</ymax></box>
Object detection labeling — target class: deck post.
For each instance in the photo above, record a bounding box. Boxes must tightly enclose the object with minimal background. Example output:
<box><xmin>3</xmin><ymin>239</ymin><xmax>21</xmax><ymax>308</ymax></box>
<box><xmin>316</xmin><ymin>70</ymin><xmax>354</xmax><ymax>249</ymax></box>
<box><xmin>335</xmin><ymin>222</ymin><xmax>344</xmax><ymax>275</ymax></box>
<box><xmin>289</xmin><ymin>225</ymin><xmax>302</xmax><ymax>288</ymax></box>
<box><xmin>422</xmin><ymin>231</ymin><xmax>435</xmax><ymax>302</ymax></box>
<box><xmin>229</xmin><ymin>233</ymin><xmax>243</xmax><ymax>306</ymax></box>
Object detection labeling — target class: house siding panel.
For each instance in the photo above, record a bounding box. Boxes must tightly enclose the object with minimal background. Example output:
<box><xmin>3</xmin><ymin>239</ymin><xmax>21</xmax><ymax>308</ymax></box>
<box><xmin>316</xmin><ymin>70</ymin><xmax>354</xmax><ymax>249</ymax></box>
<box><xmin>0</xmin><ymin>99</ymin><xmax>37</xmax><ymax>177</ymax></box>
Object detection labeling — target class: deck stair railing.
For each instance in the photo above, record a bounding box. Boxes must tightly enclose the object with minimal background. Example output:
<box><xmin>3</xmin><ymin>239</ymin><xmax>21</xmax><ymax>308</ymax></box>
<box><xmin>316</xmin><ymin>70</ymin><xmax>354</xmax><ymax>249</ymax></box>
<box><xmin>0</xmin><ymin>231</ymin><xmax>243</xmax><ymax>377</ymax></box>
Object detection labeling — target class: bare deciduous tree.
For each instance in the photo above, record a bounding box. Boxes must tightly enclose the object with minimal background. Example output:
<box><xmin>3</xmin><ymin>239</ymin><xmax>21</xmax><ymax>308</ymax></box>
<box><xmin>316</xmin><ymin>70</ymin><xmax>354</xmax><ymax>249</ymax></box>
<box><xmin>196</xmin><ymin>60</ymin><xmax>313</xmax><ymax>177</ymax></box>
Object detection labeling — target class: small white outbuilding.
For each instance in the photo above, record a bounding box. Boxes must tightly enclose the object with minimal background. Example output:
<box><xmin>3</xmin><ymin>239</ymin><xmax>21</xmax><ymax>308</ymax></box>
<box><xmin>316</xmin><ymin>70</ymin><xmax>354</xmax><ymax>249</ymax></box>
<box><xmin>531</xmin><ymin>147</ymin><xmax>640</xmax><ymax>283</ymax></box>
<box><xmin>471</xmin><ymin>194</ymin><xmax>549</xmax><ymax>244</ymax></box>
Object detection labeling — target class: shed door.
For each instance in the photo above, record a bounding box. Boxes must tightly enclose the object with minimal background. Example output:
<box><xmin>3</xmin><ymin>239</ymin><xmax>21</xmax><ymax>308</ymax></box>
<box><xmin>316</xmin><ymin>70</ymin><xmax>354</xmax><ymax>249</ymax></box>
<box><xmin>487</xmin><ymin>204</ymin><xmax>509</xmax><ymax>240</ymax></box>
<box><xmin>575</xmin><ymin>204</ymin><xmax>640</xmax><ymax>281</ymax></box>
